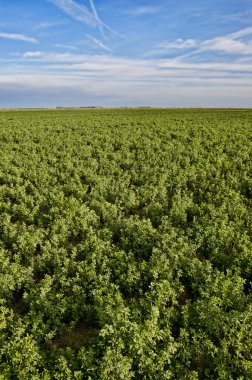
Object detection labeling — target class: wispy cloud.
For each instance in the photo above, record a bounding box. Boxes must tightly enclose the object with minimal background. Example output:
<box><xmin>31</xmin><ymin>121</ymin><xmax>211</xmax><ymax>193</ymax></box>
<box><xmin>54</xmin><ymin>43</ymin><xmax>76</xmax><ymax>50</ymax></box>
<box><xmin>88</xmin><ymin>0</ymin><xmax>104</xmax><ymax>38</ymax></box>
<box><xmin>193</xmin><ymin>27</ymin><xmax>252</xmax><ymax>56</ymax></box>
<box><xmin>157</xmin><ymin>27</ymin><xmax>252</xmax><ymax>57</ymax></box>
<box><xmin>2</xmin><ymin>50</ymin><xmax>252</xmax><ymax>107</ymax></box>
<box><xmin>22</xmin><ymin>51</ymin><xmax>44</xmax><ymax>58</ymax></box>
<box><xmin>19</xmin><ymin>50</ymin><xmax>252</xmax><ymax>74</ymax></box>
<box><xmin>49</xmin><ymin>0</ymin><xmax>124</xmax><ymax>40</ymax></box>
<box><xmin>49</xmin><ymin>0</ymin><xmax>96</xmax><ymax>27</ymax></box>
<box><xmin>86</xmin><ymin>35</ymin><xmax>112</xmax><ymax>53</ymax></box>
<box><xmin>229</xmin><ymin>26</ymin><xmax>252</xmax><ymax>39</ymax></box>
<box><xmin>33</xmin><ymin>20</ymin><xmax>68</xmax><ymax>30</ymax></box>
<box><xmin>216</xmin><ymin>10</ymin><xmax>252</xmax><ymax>24</ymax></box>
<box><xmin>127</xmin><ymin>6</ymin><xmax>161</xmax><ymax>16</ymax></box>
<box><xmin>201</xmin><ymin>37</ymin><xmax>252</xmax><ymax>55</ymax></box>
<box><xmin>0</xmin><ymin>32</ymin><xmax>37</xmax><ymax>43</ymax></box>
<box><xmin>158</xmin><ymin>39</ymin><xmax>197</xmax><ymax>49</ymax></box>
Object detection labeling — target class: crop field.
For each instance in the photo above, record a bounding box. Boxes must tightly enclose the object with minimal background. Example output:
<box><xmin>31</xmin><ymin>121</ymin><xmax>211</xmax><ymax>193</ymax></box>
<box><xmin>0</xmin><ymin>108</ymin><xmax>252</xmax><ymax>379</ymax></box>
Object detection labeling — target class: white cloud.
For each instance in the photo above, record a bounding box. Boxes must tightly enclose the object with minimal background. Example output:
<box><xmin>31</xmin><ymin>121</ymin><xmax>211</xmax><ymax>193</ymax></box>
<box><xmin>3</xmin><ymin>25</ymin><xmax>252</xmax><ymax>107</ymax></box>
<box><xmin>127</xmin><ymin>6</ymin><xmax>161</xmax><ymax>16</ymax></box>
<box><xmin>158</xmin><ymin>39</ymin><xmax>197</xmax><ymax>49</ymax></box>
<box><xmin>157</xmin><ymin>60</ymin><xmax>252</xmax><ymax>73</ymax></box>
<box><xmin>202</xmin><ymin>37</ymin><xmax>252</xmax><ymax>55</ymax></box>
<box><xmin>199</xmin><ymin>27</ymin><xmax>252</xmax><ymax>55</ymax></box>
<box><xmin>21</xmin><ymin>51</ymin><xmax>88</xmax><ymax>62</ymax></box>
<box><xmin>88</xmin><ymin>0</ymin><xmax>104</xmax><ymax>38</ymax></box>
<box><xmin>229</xmin><ymin>26</ymin><xmax>252</xmax><ymax>39</ymax></box>
<box><xmin>49</xmin><ymin>0</ymin><xmax>96</xmax><ymax>27</ymax></box>
<box><xmin>33</xmin><ymin>20</ymin><xmax>68</xmax><ymax>30</ymax></box>
<box><xmin>86</xmin><ymin>35</ymin><xmax>112</xmax><ymax>53</ymax></box>
<box><xmin>19</xmin><ymin>50</ymin><xmax>252</xmax><ymax>76</ymax></box>
<box><xmin>22</xmin><ymin>51</ymin><xmax>44</xmax><ymax>58</ymax></box>
<box><xmin>157</xmin><ymin>27</ymin><xmax>252</xmax><ymax>57</ymax></box>
<box><xmin>0</xmin><ymin>70</ymin><xmax>251</xmax><ymax>108</ymax></box>
<box><xmin>1</xmin><ymin>51</ymin><xmax>252</xmax><ymax>107</ymax></box>
<box><xmin>54</xmin><ymin>43</ymin><xmax>76</xmax><ymax>49</ymax></box>
<box><xmin>219</xmin><ymin>11</ymin><xmax>252</xmax><ymax>24</ymax></box>
<box><xmin>49</xmin><ymin>0</ymin><xmax>124</xmax><ymax>39</ymax></box>
<box><xmin>0</xmin><ymin>32</ymin><xmax>37</xmax><ymax>43</ymax></box>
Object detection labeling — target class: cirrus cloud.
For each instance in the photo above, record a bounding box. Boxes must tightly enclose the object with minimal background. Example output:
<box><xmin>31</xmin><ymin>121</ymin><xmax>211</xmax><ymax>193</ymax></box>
<box><xmin>0</xmin><ymin>32</ymin><xmax>37</xmax><ymax>43</ymax></box>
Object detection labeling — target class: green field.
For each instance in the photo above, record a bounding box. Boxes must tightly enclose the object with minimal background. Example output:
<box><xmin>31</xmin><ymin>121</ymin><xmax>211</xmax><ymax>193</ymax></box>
<box><xmin>0</xmin><ymin>108</ymin><xmax>252</xmax><ymax>379</ymax></box>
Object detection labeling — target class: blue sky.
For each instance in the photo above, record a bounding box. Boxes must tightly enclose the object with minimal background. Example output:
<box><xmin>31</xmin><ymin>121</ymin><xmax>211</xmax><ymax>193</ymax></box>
<box><xmin>0</xmin><ymin>0</ymin><xmax>252</xmax><ymax>107</ymax></box>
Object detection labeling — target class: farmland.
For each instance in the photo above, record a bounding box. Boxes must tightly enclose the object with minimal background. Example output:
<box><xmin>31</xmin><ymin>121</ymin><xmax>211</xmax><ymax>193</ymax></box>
<box><xmin>0</xmin><ymin>108</ymin><xmax>252</xmax><ymax>379</ymax></box>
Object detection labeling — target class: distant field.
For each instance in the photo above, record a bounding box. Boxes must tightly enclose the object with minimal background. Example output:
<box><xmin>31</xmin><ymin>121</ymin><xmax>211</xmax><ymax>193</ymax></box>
<box><xmin>0</xmin><ymin>109</ymin><xmax>252</xmax><ymax>379</ymax></box>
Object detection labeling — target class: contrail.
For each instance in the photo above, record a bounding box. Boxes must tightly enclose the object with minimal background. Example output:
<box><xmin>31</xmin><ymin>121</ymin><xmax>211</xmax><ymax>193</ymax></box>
<box><xmin>87</xmin><ymin>35</ymin><xmax>113</xmax><ymax>52</ymax></box>
<box><xmin>88</xmin><ymin>0</ymin><xmax>126</xmax><ymax>40</ymax></box>
<box><xmin>49</xmin><ymin>0</ymin><xmax>96</xmax><ymax>27</ymax></box>
<box><xmin>100</xmin><ymin>20</ymin><xmax>126</xmax><ymax>41</ymax></box>
<box><xmin>88</xmin><ymin>0</ymin><xmax>104</xmax><ymax>38</ymax></box>
<box><xmin>49</xmin><ymin>0</ymin><xmax>126</xmax><ymax>40</ymax></box>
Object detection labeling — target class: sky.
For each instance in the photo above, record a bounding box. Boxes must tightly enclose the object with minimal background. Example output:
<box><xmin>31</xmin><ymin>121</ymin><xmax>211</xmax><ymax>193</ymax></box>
<box><xmin>0</xmin><ymin>0</ymin><xmax>252</xmax><ymax>108</ymax></box>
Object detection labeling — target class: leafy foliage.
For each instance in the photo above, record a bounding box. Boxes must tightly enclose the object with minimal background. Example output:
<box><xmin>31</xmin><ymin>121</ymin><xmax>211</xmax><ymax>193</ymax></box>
<box><xmin>0</xmin><ymin>108</ymin><xmax>252</xmax><ymax>379</ymax></box>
